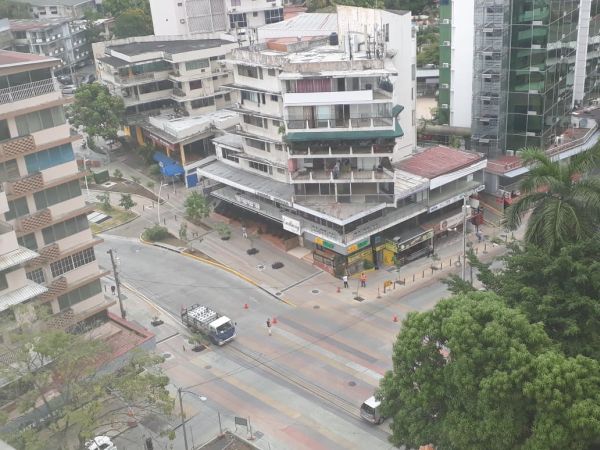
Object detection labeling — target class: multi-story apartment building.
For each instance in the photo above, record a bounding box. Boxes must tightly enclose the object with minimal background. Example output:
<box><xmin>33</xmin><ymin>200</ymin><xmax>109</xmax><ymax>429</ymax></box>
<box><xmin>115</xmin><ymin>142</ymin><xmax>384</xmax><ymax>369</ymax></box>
<box><xmin>94</xmin><ymin>36</ymin><xmax>239</xmax><ymax>183</ymax></box>
<box><xmin>149</xmin><ymin>0</ymin><xmax>283</xmax><ymax>36</ymax></box>
<box><xmin>437</xmin><ymin>0</ymin><xmax>474</xmax><ymax>128</ymax></box>
<box><xmin>11</xmin><ymin>0</ymin><xmax>98</xmax><ymax>19</ymax></box>
<box><xmin>10</xmin><ymin>18</ymin><xmax>92</xmax><ymax>73</ymax></box>
<box><xmin>0</xmin><ymin>50</ymin><xmax>110</xmax><ymax>337</ymax></box>
<box><xmin>198</xmin><ymin>7</ymin><xmax>486</xmax><ymax>273</ymax></box>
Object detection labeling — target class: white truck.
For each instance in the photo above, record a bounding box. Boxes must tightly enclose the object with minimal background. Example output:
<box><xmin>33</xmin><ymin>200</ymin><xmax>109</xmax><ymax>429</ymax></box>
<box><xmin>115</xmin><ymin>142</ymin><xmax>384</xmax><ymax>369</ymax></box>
<box><xmin>181</xmin><ymin>304</ymin><xmax>236</xmax><ymax>346</ymax></box>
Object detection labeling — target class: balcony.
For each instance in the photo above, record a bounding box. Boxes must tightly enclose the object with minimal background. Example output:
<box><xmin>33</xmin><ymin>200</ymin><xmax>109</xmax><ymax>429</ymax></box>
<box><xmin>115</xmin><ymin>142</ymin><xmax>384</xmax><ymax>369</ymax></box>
<box><xmin>15</xmin><ymin>208</ymin><xmax>52</xmax><ymax>233</ymax></box>
<box><xmin>0</xmin><ymin>135</ymin><xmax>35</xmax><ymax>163</ymax></box>
<box><xmin>291</xmin><ymin>168</ymin><xmax>394</xmax><ymax>183</ymax></box>
<box><xmin>5</xmin><ymin>172</ymin><xmax>44</xmax><ymax>197</ymax></box>
<box><xmin>285</xmin><ymin>118</ymin><xmax>403</xmax><ymax>143</ymax></box>
<box><xmin>287</xmin><ymin>117</ymin><xmax>394</xmax><ymax>131</ymax></box>
<box><xmin>0</xmin><ymin>79</ymin><xmax>60</xmax><ymax>105</ymax></box>
<box><xmin>114</xmin><ymin>72</ymin><xmax>157</xmax><ymax>86</ymax></box>
<box><xmin>288</xmin><ymin>143</ymin><xmax>395</xmax><ymax>157</ymax></box>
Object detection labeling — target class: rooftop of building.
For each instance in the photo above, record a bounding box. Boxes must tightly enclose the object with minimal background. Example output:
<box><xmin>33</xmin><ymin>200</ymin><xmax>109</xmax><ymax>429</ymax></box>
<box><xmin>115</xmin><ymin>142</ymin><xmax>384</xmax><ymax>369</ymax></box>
<box><xmin>0</xmin><ymin>49</ymin><xmax>58</xmax><ymax>67</ymax></box>
<box><xmin>145</xmin><ymin>109</ymin><xmax>240</xmax><ymax>143</ymax></box>
<box><xmin>394</xmin><ymin>146</ymin><xmax>484</xmax><ymax>179</ymax></box>
<box><xmin>11</xmin><ymin>0</ymin><xmax>90</xmax><ymax>6</ymax></box>
<box><xmin>10</xmin><ymin>18</ymin><xmax>72</xmax><ymax>31</ymax></box>
<box><xmin>108</xmin><ymin>38</ymin><xmax>233</xmax><ymax>57</ymax></box>
<box><xmin>258</xmin><ymin>12</ymin><xmax>337</xmax><ymax>34</ymax></box>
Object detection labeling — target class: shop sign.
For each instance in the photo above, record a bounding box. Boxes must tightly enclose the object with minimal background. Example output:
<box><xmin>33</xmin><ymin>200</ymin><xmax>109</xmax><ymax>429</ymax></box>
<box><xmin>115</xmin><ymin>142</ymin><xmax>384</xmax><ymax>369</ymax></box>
<box><xmin>347</xmin><ymin>239</ymin><xmax>370</xmax><ymax>254</ymax></box>
<box><xmin>439</xmin><ymin>211</ymin><xmax>465</xmax><ymax>232</ymax></box>
<box><xmin>347</xmin><ymin>248</ymin><xmax>371</xmax><ymax>264</ymax></box>
<box><xmin>315</xmin><ymin>237</ymin><xmax>334</xmax><ymax>249</ymax></box>
<box><xmin>282</xmin><ymin>215</ymin><xmax>301</xmax><ymax>235</ymax></box>
<box><xmin>384</xmin><ymin>241</ymin><xmax>397</xmax><ymax>253</ymax></box>
<box><xmin>235</xmin><ymin>194</ymin><xmax>261</xmax><ymax>211</ymax></box>
<box><xmin>396</xmin><ymin>230</ymin><xmax>434</xmax><ymax>251</ymax></box>
<box><xmin>428</xmin><ymin>185</ymin><xmax>486</xmax><ymax>213</ymax></box>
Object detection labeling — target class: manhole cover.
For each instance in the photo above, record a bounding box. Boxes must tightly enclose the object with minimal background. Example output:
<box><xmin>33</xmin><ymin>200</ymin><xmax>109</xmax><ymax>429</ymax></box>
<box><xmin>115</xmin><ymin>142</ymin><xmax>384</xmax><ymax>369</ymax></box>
<box><xmin>311</xmin><ymin>289</ymin><xmax>320</xmax><ymax>294</ymax></box>
<box><xmin>354</xmin><ymin>296</ymin><xmax>365</xmax><ymax>302</ymax></box>
<box><xmin>204</xmin><ymin>365</ymin><xmax>212</xmax><ymax>370</ymax></box>
<box><xmin>257</xmin><ymin>264</ymin><xmax>265</xmax><ymax>271</ymax></box>
<box><xmin>162</xmin><ymin>352</ymin><xmax>173</xmax><ymax>360</ymax></box>
<box><xmin>348</xmin><ymin>381</ymin><xmax>356</xmax><ymax>387</ymax></box>
<box><xmin>313</xmin><ymin>305</ymin><xmax>320</xmax><ymax>309</ymax></box>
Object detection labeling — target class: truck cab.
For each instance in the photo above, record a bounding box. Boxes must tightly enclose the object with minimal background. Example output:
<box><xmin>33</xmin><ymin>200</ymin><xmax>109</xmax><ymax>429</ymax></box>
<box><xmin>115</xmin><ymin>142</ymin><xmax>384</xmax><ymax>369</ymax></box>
<box><xmin>209</xmin><ymin>316</ymin><xmax>236</xmax><ymax>345</ymax></box>
<box><xmin>360</xmin><ymin>396</ymin><xmax>384</xmax><ymax>424</ymax></box>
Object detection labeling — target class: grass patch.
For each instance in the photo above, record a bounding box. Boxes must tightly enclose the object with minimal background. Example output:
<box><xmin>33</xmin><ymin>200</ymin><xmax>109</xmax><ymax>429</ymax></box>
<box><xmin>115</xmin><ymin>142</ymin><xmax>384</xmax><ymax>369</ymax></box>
<box><xmin>90</xmin><ymin>204</ymin><xmax>137</xmax><ymax>234</ymax></box>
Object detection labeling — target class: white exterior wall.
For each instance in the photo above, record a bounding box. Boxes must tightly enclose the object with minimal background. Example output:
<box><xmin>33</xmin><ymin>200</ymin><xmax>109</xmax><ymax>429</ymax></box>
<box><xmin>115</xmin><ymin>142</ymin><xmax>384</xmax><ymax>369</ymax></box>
<box><xmin>573</xmin><ymin>0</ymin><xmax>591</xmax><ymax>106</ymax></box>
<box><xmin>150</xmin><ymin>0</ymin><xmax>189</xmax><ymax>36</ymax></box>
<box><xmin>449</xmin><ymin>0</ymin><xmax>474</xmax><ymax>128</ymax></box>
<box><xmin>336</xmin><ymin>6</ymin><xmax>416</xmax><ymax>159</ymax></box>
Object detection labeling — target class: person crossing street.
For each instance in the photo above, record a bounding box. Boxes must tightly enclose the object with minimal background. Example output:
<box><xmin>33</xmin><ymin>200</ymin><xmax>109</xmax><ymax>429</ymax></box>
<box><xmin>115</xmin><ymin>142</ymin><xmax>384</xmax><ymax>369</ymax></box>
<box><xmin>266</xmin><ymin>318</ymin><xmax>272</xmax><ymax>336</ymax></box>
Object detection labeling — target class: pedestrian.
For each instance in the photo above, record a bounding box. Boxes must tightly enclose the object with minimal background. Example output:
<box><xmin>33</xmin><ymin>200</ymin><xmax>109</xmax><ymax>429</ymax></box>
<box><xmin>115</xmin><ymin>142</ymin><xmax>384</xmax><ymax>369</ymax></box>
<box><xmin>182</xmin><ymin>345</ymin><xmax>186</xmax><ymax>352</ymax></box>
<box><xmin>242</xmin><ymin>226</ymin><xmax>248</xmax><ymax>239</ymax></box>
<box><xmin>342</xmin><ymin>274</ymin><xmax>349</xmax><ymax>288</ymax></box>
<box><xmin>360</xmin><ymin>272</ymin><xmax>367</xmax><ymax>288</ymax></box>
<box><xmin>266</xmin><ymin>318</ymin><xmax>272</xmax><ymax>336</ymax></box>
<box><xmin>111</xmin><ymin>285</ymin><xmax>116</xmax><ymax>296</ymax></box>
<box><xmin>476</xmin><ymin>230</ymin><xmax>483</xmax><ymax>243</ymax></box>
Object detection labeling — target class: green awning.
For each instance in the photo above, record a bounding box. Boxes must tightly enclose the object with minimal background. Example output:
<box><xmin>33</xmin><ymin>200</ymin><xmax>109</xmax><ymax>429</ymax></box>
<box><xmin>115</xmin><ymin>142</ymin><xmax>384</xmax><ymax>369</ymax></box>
<box><xmin>285</xmin><ymin>119</ymin><xmax>403</xmax><ymax>143</ymax></box>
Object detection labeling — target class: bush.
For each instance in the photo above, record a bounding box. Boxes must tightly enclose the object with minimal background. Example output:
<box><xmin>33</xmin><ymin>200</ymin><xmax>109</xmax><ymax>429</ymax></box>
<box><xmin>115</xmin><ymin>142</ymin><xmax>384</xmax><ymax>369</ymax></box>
<box><xmin>142</xmin><ymin>225</ymin><xmax>169</xmax><ymax>242</ymax></box>
<box><xmin>215</xmin><ymin>223</ymin><xmax>231</xmax><ymax>240</ymax></box>
<box><xmin>96</xmin><ymin>192</ymin><xmax>112</xmax><ymax>212</ymax></box>
<box><xmin>146</xmin><ymin>181</ymin><xmax>155</xmax><ymax>190</ymax></box>
<box><xmin>113</xmin><ymin>169</ymin><xmax>123</xmax><ymax>179</ymax></box>
<box><xmin>149</xmin><ymin>164</ymin><xmax>161</xmax><ymax>176</ymax></box>
<box><xmin>131</xmin><ymin>176</ymin><xmax>141</xmax><ymax>184</ymax></box>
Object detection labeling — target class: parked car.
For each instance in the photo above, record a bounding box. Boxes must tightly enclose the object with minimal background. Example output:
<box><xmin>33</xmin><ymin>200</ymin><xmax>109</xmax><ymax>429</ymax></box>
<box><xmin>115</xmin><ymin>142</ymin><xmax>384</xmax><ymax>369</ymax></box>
<box><xmin>360</xmin><ymin>396</ymin><xmax>385</xmax><ymax>424</ymax></box>
<box><xmin>57</xmin><ymin>75</ymin><xmax>72</xmax><ymax>85</ymax></box>
<box><xmin>61</xmin><ymin>85</ymin><xmax>76</xmax><ymax>95</ymax></box>
<box><xmin>85</xmin><ymin>436</ymin><xmax>117</xmax><ymax>450</ymax></box>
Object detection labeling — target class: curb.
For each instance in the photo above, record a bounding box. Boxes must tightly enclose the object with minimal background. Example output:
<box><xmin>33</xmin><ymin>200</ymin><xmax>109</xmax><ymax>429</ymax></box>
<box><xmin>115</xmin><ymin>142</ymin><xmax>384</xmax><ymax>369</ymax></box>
<box><xmin>139</xmin><ymin>235</ymin><xmax>296</xmax><ymax>307</ymax></box>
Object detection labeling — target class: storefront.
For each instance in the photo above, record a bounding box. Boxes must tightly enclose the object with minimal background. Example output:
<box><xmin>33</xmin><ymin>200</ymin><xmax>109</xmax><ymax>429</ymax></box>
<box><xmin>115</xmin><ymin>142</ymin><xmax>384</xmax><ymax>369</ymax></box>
<box><xmin>382</xmin><ymin>230</ymin><xmax>434</xmax><ymax>266</ymax></box>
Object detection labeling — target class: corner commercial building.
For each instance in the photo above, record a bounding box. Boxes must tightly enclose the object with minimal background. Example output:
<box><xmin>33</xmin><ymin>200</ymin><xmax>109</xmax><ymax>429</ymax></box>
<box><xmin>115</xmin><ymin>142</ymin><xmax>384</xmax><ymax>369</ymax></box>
<box><xmin>198</xmin><ymin>7</ymin><xmax>486</xmax><ymax>274</ymax></box>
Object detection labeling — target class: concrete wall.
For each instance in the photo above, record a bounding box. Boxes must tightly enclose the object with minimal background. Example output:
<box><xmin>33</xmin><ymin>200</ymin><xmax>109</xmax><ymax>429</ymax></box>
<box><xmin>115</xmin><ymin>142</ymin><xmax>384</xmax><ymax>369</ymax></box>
<box><xmin>450</xmin><ymin>0</ymin><xmax>474</xmax><ymax>128</ymax></box>
<box><xmin>150</xmin><ymin>0</ymin><xmax>189</xmax><ymax>36</ymax></box>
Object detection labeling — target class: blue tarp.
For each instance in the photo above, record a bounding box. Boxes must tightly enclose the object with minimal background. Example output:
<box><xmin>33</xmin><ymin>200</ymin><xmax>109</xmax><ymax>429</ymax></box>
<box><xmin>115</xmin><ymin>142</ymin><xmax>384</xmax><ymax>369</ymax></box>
<box><xmin>153</xmin><ymin>151</ymin><xmax>184</xmax><ymax>177</ymax></box>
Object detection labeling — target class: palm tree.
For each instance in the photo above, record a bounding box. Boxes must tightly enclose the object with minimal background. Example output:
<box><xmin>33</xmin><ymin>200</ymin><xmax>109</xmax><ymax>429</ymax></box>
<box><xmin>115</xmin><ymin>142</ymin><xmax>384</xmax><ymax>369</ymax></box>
<box><xmin>504</xmin><ymin>144</ymin><xmax>600</xmax><ymax>253</ymax></box>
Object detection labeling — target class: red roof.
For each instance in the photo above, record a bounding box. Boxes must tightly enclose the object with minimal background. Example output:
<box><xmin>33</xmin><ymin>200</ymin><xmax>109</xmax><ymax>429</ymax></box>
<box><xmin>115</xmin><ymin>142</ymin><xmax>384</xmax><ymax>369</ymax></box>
<box><xmin>0</xmin><ymin>50</ymin><xmax>57</xmax><ymax>67</ymax></box>
<box><xmin>395</xmin><ymin>146</ymin><xmax>483</xmax><ymax>179</ymax></box>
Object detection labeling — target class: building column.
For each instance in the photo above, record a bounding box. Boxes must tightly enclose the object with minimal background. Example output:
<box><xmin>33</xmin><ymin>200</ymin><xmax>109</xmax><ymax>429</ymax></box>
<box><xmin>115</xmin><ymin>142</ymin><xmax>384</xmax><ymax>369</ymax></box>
<box><xmin>179</xmin><ymin>143</ymin><xmax>186</xmax><ymax>166</ymax></box>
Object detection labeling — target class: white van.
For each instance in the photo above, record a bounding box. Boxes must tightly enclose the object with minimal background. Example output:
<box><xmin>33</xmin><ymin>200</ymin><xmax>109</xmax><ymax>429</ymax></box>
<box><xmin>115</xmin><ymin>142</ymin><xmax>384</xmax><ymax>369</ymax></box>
<box><xmin>360</xmin><ymin>396</ymin><xmax>385</xmax><ymax>424</ymax></box>
<box><xmin>86</xmin><ymin>436</ymin><xmax>117</xmax><ymax>450</ymax></box>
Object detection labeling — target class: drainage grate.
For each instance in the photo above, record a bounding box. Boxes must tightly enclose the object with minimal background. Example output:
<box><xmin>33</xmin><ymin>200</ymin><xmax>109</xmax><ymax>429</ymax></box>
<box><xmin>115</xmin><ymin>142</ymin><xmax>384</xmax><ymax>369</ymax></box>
<box><xmin>354</xmin><ymin>296</ymin><xmax>365</xmax><ymax>302</ymax></box>
<box><xmin>348</xmin><ymin>381</ymin><xmax>357</xmax><ymax>387</ymax></box>
<box><xmin>256</xmin><ymin>264</ymin><xmax>265</xmax><ymax>271</ymax></box>
<box><xmin>311</xmin><ymin>289</ymin><xmax>320</xmax><ymax>295</ymax></box>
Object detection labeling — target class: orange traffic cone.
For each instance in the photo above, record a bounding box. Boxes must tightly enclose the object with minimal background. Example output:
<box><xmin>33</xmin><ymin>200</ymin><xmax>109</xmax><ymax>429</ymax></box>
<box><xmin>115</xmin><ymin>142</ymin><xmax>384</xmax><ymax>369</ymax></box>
<box><xmin>272</xmin><ymin>317</ymin><xmax>277</xmax><ymax>324</ymax></box>
<box><xmin>393</xmin><ymin>315</ymin><xmax>398</xmax><ymax>322</ymax></box>
<box><xmin>244</xmin><ymin>303</ymin><xmax>249</xmax><ymax>309</ymax></box>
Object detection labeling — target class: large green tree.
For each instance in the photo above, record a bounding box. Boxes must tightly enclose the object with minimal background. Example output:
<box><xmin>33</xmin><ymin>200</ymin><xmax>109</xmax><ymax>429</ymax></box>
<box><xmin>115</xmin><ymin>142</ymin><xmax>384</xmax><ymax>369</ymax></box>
<box><xmin>113</xmin><ymin>8</ymin><xmax>154</xmax><ymax>38</ymax></box>
<box><xmin>66</xmin><ymin>83</ymin><xmax>125</xmax><ymax>144</ymax></box>
<box><xmin>447</xmin><ymin>237</ymin><xmax>600</xmax><ymax>360</ymax></box>
<box><xmin>504</xmin><ymin>146</ymin><xmax>600</xmax><ymax>253</ymax></box>
<box><xmin>184</xmin><ymin>191</ymin><xmax>211</xmax><ymax>222</ymax></box>
<box><xmin>379</xmin><ymin>292</ymin><xmax>600</xmax><ymax>449</ymax></box>
<box><xmin>0</xmin><ymin>328</ymin><xmax>173</xmax><ymax>449</ymax></box>
<box><xmin>0</xmin><ymin>0</ymin><xmax>30</xmax><ymax>19</ymax></box>
<box><xmin>102</xmin><ymin>0</ymin><xmax>151</xmax><ymax>16</ymax></box>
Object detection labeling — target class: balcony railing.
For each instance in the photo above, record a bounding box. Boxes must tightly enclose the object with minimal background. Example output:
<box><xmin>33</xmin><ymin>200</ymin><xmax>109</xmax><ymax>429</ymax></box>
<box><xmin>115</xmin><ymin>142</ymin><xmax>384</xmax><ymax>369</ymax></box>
<box><xmin>287</xmin><ymin>117</ymin><xmax>394</xmax><ymax>131</ymax></box>
<box><xmin>114</xmin><ymin>72</ymin><xmax>156</xmax><ymax>85</ymax></box>
<box><xmin>0</xmin><ymin>79</ymin><xmax>59</xmax><ymax>105</ymax></box>
<box><xmin>291</xmin><ymin>169</ymin><xmax>394</xmax><ymax>182</ymax></box>
<box><xmin>0</xmin><ymin>135</ymin><xmax>36</xmax><ymax>163</ymax></box>
<box><xmin>288</xmin><ymin>143</ymin><xmax>395</xmax><ymax>156</ymax></box>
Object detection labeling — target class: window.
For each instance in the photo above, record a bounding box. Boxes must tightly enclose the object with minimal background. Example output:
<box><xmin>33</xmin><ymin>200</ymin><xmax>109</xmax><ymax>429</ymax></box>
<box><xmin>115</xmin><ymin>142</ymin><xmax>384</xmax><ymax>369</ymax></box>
<box><xmin>42</xmin><ymin>214</ymin><xmax>89</xmax><ymax>245</ymax></box>
<box><xmin>24</xmin><ymin>143</ymin><xmax>74</xmax><ymax>173</ymax></box>
<box><xmin>58</xmin><ymin>279</ymin><xmax>102</xmax><ymax>311</ymax></box>
<box><xmin>229</xmin><ymin>13</ymin><xmax>247</xmax><ymax>28</ymax></box>
<box><xmin>189</xmin><ymin>79</ymin><xmax>203</xmax><ymax>90</ymax></box>
<box><xmin>5</xmin><ymin>198</ymin><xmax>30</xmax><ymax>221</ymax></box>
<box><xmin>245</xmin><ymin>138</ymin><xmax>269</xmax><ymax>151</ymax></box>
<box><xmin>50</xmin><ymin>247</ymin><xmax>95</xmax><ymax>278</ymax></box>
<box><xmin>15</xmin><ymin>106</ymin><xmax>66</xmax><ymax>136</ymax></box>
<box><xmin>253</xmin><ymin>11</ymin><xmax>258</xmax><ymax>16</ymax></box>
<box><xmin>270</xmin><ymin>95</ymin><xmax>278</xmax><ymax>102</ymax></box>
<box><xmin>237</xmin><ymin>65</ymin><xmax>262</xmax><ymax>79</ymax></box>
<box><xmin>241</xmin><ymin>90</ymin><xmax>259</xmax><ymax>102</ymax></box>
<box><xmin>26</xmin><ymin>268</ymin><xmax>45</xmax><ymax>284</ymax></box>
<box><xmin>249</xmin><ymin>161</ymin><xmax>271</xmax><ymax>173</ymax></box>
<box><xmin>0</xmin><ymin>159</ymin><xmax>19</xmax><ymax>182</ymax></box>
<box><xmin>272</xmin><ymin>119</ymin><xmax>281</xmax><ymax>127</ymax></box>
<box><xmin>224</xmin><ymin>93</ymin><xmax>231</xmax><ymax>101</ymax></box>
<box><xmin>222</xmin><ymin>148</ymin><xmax>239</xmax><ymax>163</ymax></box>
<box><xmin>268</xmin><ymin>69</ymin><xmax>276</xmax><ymax>77</ymax></box>
<box><xmin>276</xmin><ymin>168</ymin><xmax>285</xmax><ymax>174</ymax></box>
<box><xmin>18</xmin><ymin>233</ymin><xmax>37</xmax><ymax>250</ymax></box>
<box><xmin>0</xmin><ymin>272</ymin><xmax>8</xmax><ymax>291</ymax></box>
<box><xmin>274</xmin><ymin>143</ymin><xmax>283</xmax><ymax>151</ymax></box>
<box><xmin>33</xmin><ymin>180</ymin><xmax>81</xmax><ymax>210</ymax></box>
<box><xmin>265</xmin><ymin>8</ymin><xmax>283</xmax><ymax>24</ymax></box>
<box><xmin>0</xmin><ymin>119</ymin><xmax>10</xmax><ymax>141</ymax></box>
<box><xmin>243</xmin><ymin>114</ymin><xmax>266</xmax><ymax>128</ymax></box>
<box><xmin>185</xmin><ymin>58</ymin><xmax>209</xmax><ymax>71</ymax></box>
<box><xmin>190</xmin><ymin>97</ymin><xmax>215</xmax><ymax>109</ymax></box>
<box><xmin>384</xmin><ymin>23</ymin><xmax>389</xmax><ymax>42</ymax></box>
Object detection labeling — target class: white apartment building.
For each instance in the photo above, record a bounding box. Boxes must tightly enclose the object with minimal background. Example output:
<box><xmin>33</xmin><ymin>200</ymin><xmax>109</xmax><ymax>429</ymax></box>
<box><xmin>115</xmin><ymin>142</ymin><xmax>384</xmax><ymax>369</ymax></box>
<box><xmin>149</xmin><ymin>0</ymin><xmax>283</xmax><ymax>37</ymax></box>
<box><xmin>11</xmin><ymin>0</ymin><xmax>98</xmax><ymax>19</ymax></box>
<box><xmin>94</xmin><ymin>36</ymin><xmax>239</xmax><ymax>184</ymax></box>
<box><xmin>198</xmin><ymin>7</ymin><xmax>485</xmax><ymax>275</ymax></box>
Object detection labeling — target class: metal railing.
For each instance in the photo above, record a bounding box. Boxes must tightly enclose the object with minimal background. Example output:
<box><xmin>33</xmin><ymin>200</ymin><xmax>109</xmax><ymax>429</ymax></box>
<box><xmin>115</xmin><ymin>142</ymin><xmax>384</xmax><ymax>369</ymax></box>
<box><xmin>114</xmin><ymin>72</ymin><xmax>156</xmax><ymax>85</ymax></box>
<box><xmin>0</xmin><ymin>79</ymin><xmax>59</xmax><ymax>104</ymax></box>
<box><xmin>287</xmin><ymin>117</ymin><xmax>394</xmax><ymax>131</ymax></box>
<box><xmin>288</xmin><ymin>143</ymin><xmax>394</xmax><ymax>156</ymax></box>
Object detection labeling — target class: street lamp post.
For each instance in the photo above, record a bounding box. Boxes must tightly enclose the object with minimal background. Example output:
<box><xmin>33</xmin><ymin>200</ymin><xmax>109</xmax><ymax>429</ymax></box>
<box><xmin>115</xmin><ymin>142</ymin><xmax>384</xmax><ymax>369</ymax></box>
<box><xmin>177</xmin><ymin>387</ymin><xmax>207</xmax><ymax>450</ymax></box>
<box><xmin>461</xmin><ymin>196</ymin><xmax>471</xmax><ymax>281</ymax></box>
<box><xmin>157</xmin><ymin>182</ymin><xmax>168</xmax><ymax>224</ymax></box>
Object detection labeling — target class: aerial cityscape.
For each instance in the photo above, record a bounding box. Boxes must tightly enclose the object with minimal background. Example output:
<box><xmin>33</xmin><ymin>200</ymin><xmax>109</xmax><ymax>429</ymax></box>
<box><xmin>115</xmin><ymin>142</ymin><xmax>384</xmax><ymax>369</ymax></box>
<box><xmin>0</xmin><ymin>0</ymin><xmax>598</xmax><ymax>449</ymax></box>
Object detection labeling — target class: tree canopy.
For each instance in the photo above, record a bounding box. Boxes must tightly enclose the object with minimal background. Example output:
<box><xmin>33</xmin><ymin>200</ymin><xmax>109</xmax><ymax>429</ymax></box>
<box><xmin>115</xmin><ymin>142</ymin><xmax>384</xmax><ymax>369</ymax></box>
<box><xmin>184</xmin><ymin>192</ymin><xmax>211</xmax><ymax>222</ymax></box>
<box><xmin>113</xmin><ymin>8</ymin><xmax>154</xmax><ymax>38</ymax></box>
<box><xmin>504</xmin><ymin>146</ymin><xmax>600</xmax><ymax>253</ymax></box>
<box><xmin>102</xmin><ymin>0</ymin><xmax>151</xmax><ymax>16</ymax></box>
<box><xmin>379</xmin><ymin>292</ymin><xmax>600</xmax><ymax>449</ymax></box>
<box><xmin>0</xmin><ymin>328</ymin><xmax>173</xmax><ymax>449</ymax></box>
<box><xmin>0</xmin><ymin>0</ymin><xmax>30</xmax><ymax>19</ymax></box>
<box><xmin>66</xmin><ymin>83</ymin><xmax>125</xmax><ymax>143</ymax></box>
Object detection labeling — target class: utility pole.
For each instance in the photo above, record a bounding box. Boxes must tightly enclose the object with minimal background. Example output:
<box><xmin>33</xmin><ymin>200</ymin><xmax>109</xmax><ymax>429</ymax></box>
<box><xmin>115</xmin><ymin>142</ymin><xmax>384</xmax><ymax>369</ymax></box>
<box><xmin>461</xmin><ymin>196</ymin><xmax>471</xmax><ymax>281</ymax></box>
<box><xmin>178</xmin><ymin>387</ymin><xmax>190</xmax><ymax>450</ymax></box>
<box><xmin>107</xmin><ymin>249</ymin><xmax>126</xmax><ymax>319</ymax></box>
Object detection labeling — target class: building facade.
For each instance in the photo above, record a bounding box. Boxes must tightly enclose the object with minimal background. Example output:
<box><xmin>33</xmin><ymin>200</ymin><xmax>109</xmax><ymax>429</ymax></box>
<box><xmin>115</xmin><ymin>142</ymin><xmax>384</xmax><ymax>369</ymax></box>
<box><xmin>12</xmin><ymin>0</ymin><xmax>98</xmax><ymax>19</ymax></box>
<box><xmin>437</xmin><ymin>0</ymin><xmax>474</xmax><ymax>128</ymax></box>
<box><xmin>0</xmin><ymin>50</ymin><xmax>110</xmax><ymax>339</ymax></box>
<box><xmin>149</xmin><ymin>0</ymin><xmax>283</xmax><ymax>36</ymax></box>
<box><xmin>10</xmin><ymin>18</ymin><xmax>92</xmax><ymax>73</ymax></box>
<box><xmin>198</xmin><ymin>8</ymin><xmax>485</xmax><ymax>274</ymax></box>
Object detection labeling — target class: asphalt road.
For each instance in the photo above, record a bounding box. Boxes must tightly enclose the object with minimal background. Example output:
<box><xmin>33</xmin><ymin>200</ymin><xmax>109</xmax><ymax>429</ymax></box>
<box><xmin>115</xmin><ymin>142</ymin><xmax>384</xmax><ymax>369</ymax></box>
<box><xmin>97</xmin><ymin>234</ymin><xmax>450</xmax><ymax>450</ymax></box>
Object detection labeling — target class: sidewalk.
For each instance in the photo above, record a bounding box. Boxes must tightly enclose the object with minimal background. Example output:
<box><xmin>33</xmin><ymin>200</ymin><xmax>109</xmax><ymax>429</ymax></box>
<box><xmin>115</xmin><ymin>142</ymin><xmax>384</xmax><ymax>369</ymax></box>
<box><xmin>90</xmin><ymin>158</ymin><xmax>518</xmax><ymax>305</ymax></box>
